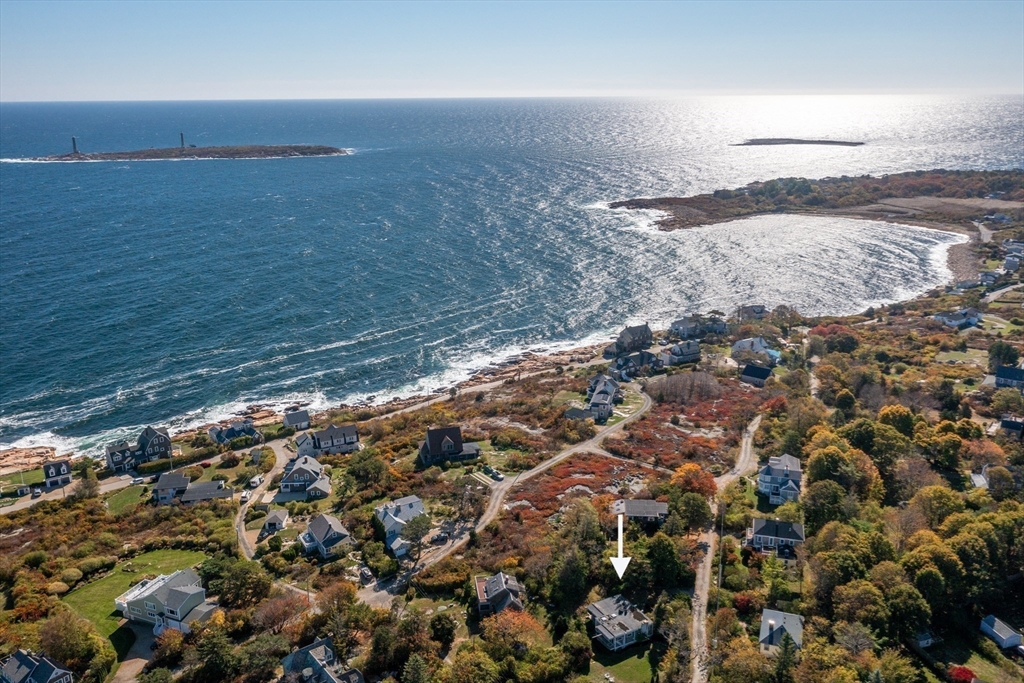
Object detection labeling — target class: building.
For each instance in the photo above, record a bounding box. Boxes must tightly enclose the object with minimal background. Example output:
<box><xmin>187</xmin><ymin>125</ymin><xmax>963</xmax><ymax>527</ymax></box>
<box><xmin>757</xmin><ymin>454</ymin><xmax>802</xmax><ymax>504</ymax></box>
<box><xmin>208</xmin><ymin>418</ymin><xmax>263</xmax><ymax>446</ymax></box>
<box><xmin>282</xmin><ymin>409</ymin><xmax>311</xmax><ymax>431</ymax></box>
<box><xmin>114</xmin><ymin>569</ymin><xmax>218</xmax><ymax>635</ymax></box>
<box><xmin>296</xmin><ymin>433</ymin><xmax>316</xmax><ymax>458</ymax></box>
<box><xmin>280</xmin><ymin>456</ymin><xmax>332</xmax><ymax>499</ymax></box>
<box><xmin>611</xmin><ymin>499</ymin><xmax>669</xmax><ymax>524</ymax></box>
<box><xmin>732</xmin><ymin>337</ymin><xmax>781</xmax><ymax>365</ymax></box>
<box><xmin>981</xmin><ymin>615</ymin><xmax>1023</xmax><ymax>649</ymax></box>
<box><xmin>374</xmin><ymin>495</ymin><xmax>427</xmax><ymax>557</ymax></box>
<box><xmin>311</xmin><ymin>424</ymin><xmax>360</xmax><ymax>455</ymax></box>
<box><xmin>180</xmin><ymin>481</ymin><xmax>234</xmax><ymax>505</ymax></box>
<box><xmin>418</xmin><ymin>426</ymin><xmax>481</xmax><ymax>466</ymax></box>
<box><xmin>564</xmin><ymin>407</ymin><xmax>598</xmax><ymax>421</ymax></box>
<box><xmin>105</xmin><ymin>426</ymin><xmax>172</xmax><ymax>473</ymax></box>
<box><xmin>587</xmin><ymin>374</ymin><xmax>623</xmax><ymax>422</ymax></box>
<box><xmin>660</xmin><ymin>340</ymin><xmax>701</xmax><ymax>366</ymax></box>
<box><xmin>980</xmin><ymin>271</ymin><xmax>999</xmax><ymax>285</ymax></box>
<box><xmin>740</xmin><ymin>364</ymin><xmax>773</xmax><ymax>388</ymax></box>
<box><xmin>759</xmin><ymin>609</ymin><xmax>804</xmax><ymax>656</ymax></box>
<box><xmin>747</xmin><ymin>519</ymin><xmax>805</xmax><ymax>561</ymax></box>
<box><xmin>1000</xmin><ymin>416</ymin><xmax>1024</xmax><ymax>440</ymax></box>
<box><xmin>153</xmin><ymin>472</ymin><xmax>190</xmax><ymax>504</ymax></box>
<box><xmin>914</xmin><ymin>631</ymin><xmax>942</xmax><ymax>648</ymax></box>
<box><xmin>300</xmin><ymin>514</ymin><xmax>353</xmax><ymax>559</ymax></box>
<box><xmin>933</xmin><ymin>308</ymin><xmax>982</xmax><ymax>328</ymax></box>
<box><xmin>280</xmin><ymin>638</ymin><xmax>363</xmax><ymax>683</ymax></box>
<box><xmin>1</xmin><ymin>650</ymin><xmax>73</xmax><ymax>683</ymax></box>
<box><xmin>587</xmin><ymin>595</ymin><xmax>654</xmax><ymax>652</ymax></box>
<box><xmin>738</xmin><ymin>304</ymin><xmax>768</xmax><ymax>321</ymax></box>
<box><xmin>604</xmin><ymin>323</ymin><xmax>654</xmax><ymax>358</ymax></box>
<box><xmin>264</xmin><ymin>509</ymin><xmax>289</xmax><ymax>533</ymax></box>
<box><xmin>1005</xmin><ymin>255</ymin><xmax>1021</xmax><ymax>272</ymax></box>
<box><xmin>475</xmin><ymin>572</ymin><xmax>525</xmax><ymax>616</ymax></box>
<box><xmin>610</xmin><ymin>350</ymin><xmax>663</xmax><ymax>380</ymax></box>
<box><xmin>42</xmin><ymin>460</ymin><xmax>72</xmax><ymax>489</ymax></box>
<box><xmin>670</xmin><ymin>314</ymin><xmax>726</xmax><ymax>339</ymax></box>
<box><xmin>995</xmin><ymin>365</ymin><xmax>1024</xmax><ymax>389</ymax></box>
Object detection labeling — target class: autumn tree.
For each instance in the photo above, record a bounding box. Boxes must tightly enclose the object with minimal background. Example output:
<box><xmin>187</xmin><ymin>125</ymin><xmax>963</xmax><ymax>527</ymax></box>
<box><xmin>877</xmin><ymin>405</ymin><xmax>915</xmax><ymax>437</ymax></box>
<box><xmin>670</xmin><ymin>463</ymin><xmax>717</xmax><ymax>498</ymax></box>
<box><xmin>803</xmin><ymin>480</ymin><xmax>850</xmax><ymax>534</ymax></box>
<box><xmin>910</xmin><ymin>486</ymin><xmax>964</xmax><ymax>528</ymax></box>
<box><xmin>252</xmin><ymin>593</ymin><xmax>305</xmax><ymax>634</ymax></box>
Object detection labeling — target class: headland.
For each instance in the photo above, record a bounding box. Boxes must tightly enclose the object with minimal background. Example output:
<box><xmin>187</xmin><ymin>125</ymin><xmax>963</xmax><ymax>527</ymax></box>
<box><xmin>25</xmin><ymin>144</ymin><xmax>347</xmax><ymax>162</ymax></box>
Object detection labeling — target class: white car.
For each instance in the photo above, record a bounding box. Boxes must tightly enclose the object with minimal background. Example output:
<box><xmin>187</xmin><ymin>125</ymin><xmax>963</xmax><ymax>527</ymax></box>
<box><xmin>240</xmin><ymin>491</ymin><xmax>251</xmax><ymax>503</ymax></box>
<box><xmin>249</xmin><ymin>475</ymin><xmax>263</xmax><ymax>488</ymax></box>
<box><xmin>131</xmin><ymin>477</ymin><xmax>144</xmax><ymax>485</ymax></box>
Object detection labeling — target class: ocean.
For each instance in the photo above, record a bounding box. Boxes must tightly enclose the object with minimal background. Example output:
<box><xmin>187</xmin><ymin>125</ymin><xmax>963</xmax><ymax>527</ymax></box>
<box><xmin>1</xmin><ymin>95</ymin><xmax>1021</xmax><ymax>456</ymax></box>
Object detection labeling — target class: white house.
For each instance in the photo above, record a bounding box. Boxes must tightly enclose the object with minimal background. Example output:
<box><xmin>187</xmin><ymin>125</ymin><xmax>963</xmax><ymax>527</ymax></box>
<box><xmin>759</xmin><ymin>609</ymin><xmax>804</xmax><ymax>656</ymax></box>
<box><xmin>282</xmin><ymin>409</ymin><xmax>310</xmax><ymax>431</ymax></box>
<box><xmin>981</xmin><ymin>615</ymin><xmax>1023</xmax><ymax>649</ymax></box>
<box><xmin>42</xmin><ymin>460</ymin><xmax>72</xmax><ymax>489</ymax></box>
<box><xmin>933</xmin><ymin>308</ymin><xmax>982</xmax><ymax>328</ymax></box>
<box><xmin>758</xmin><ymin>454</ymin><xmax>802</xmax><ymax>504</ymax></box>
<box><xmin>374</xmin><ymin>495</ymin><xmax>426</xmax><ymax>557</ymax></box>
<box><xmin>587</xmin><ymin>595</ymin><xmax>653</xmax><ymax>651</ymax></box>
<box><xmin>300</xmin><ymin>514</ymin><xmax>353</xmax><ymax>559</ymax></box>
<box><xmin>660</xmin><ymin>340</ymin><xmax>701</xmax><ymax>366</ymax></box>
<box><xmin>263</xmin><ymin>509</ymin><xmax>289</xmax><ymax>533</ymax></box>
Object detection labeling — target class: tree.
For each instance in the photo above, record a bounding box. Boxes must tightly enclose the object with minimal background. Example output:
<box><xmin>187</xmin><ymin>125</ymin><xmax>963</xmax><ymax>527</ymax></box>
<box><xmin>878</xmin><ymin>405</ymin><xmax>915</xmax><ymax>437</ymax></box>
<box><xmin>835</xmin><ymin>389</ymin><xmax>856</xmax><ymax>416</ymax></box>
<box><xmin>252</xmin><ymin>594</ymin><xmax>305</xmax><ymax>634</ymax></box>
<box><xmin>991</xmin><ymin>387</ymin><xmax>1024</xmax><ymax>415</ymax></box>
<box><xmin>215</xmin><ymin>560</ymin><xmax>272</xmax><ymax>608</ymax></box>
<box><xmin>552</xmin><ymin>545</ymin><xmax>589</xmax><ymax>607</ymax></box>
<box><xmin>401</xmin><ymin>513</ymin><xmax>433</xmax><ymax>562</ymax></box>
<box><xmin>238</xmin><ymin>634</ymin><xmax>289</xmax><ymax>683</ymax></box>
<box><xmin>647</xmin><ymin>532</ymin><xmax>689</xmax><ymax>587</ymax></box>
<box><xmin>39</xmin><ymin>609</ymin><xmax>96</xmax><ymax>675</ymax></box>
<box><xmin>834</xmin><ymin>622</ymin><xmax>875</xmax><ymax>655</ymax></box>
<box><xmin>988</xmin><ymin>341</ymin><xmax>1019</xmax><ymax>371</ymax></box>
<box><xmin>986</xmin><ymin>466</ymin><xmax>1016</xmax><ymax>501</ymax></box>
<box><xmin>832</xmin><ymin>580</ymin><xmax>889</xmax><ymax>631</ymax></box>
<box><xmin>191</xmin><ymin>626</ymin><xmax>239</xmax><ymax>682</ymax></box>
<box><xmin>670</xmin><ymin>463</ymin><xmax>717</xmax><ymax>498</ymax></box>
<box><xmin>430</xmin><ymin>612</ymin><xmax>457</xmax><ymax>650</ymax></box>
<box><xmin>885</xmin><ymin>583</ymin><xmax>931</xmax><ymax>641</ymax></box>
<box><xmin>677</xmin><ymin>492</ymin><xmax>712</xmax><ymax>530</ymax></box>
<box><xmin>910</xmin><ymin>486</ymin><xmax>964</xmax><ymax>528</ymax></box>
<box><xmin>138</xmin><ymin>670</ymin><xmax>174</xmax><ymax>683</ymax></box>
<box><xmin>803</xmin><ymin>480</ymin><xmax>849</xmax><ymax>534</ymax></box>
<box><xmin>772</xmin><ymin>632</ymin><xmax>797</xmax><ymax>683</ymax></box>
<box><xmin>434</xmin><ymin>648</ymin><xmax>499</xmax><ymax>683</ymax></box>
<box><xmin>403</xmin><ymin>654</ymin><xmax>431</xmax><ymax>683</ymax></box>
<box><xmin>559</xmin><ymin>624</ymin><xmax>593</xmax><ymax>673</ymax></box>
<box><xmin>71</xmin><ymin>465</ymin><xmax>100</xmax><ymax>500</ymax></box>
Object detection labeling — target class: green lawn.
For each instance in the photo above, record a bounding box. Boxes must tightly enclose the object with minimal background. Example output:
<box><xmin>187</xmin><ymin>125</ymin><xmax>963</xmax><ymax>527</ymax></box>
<box><xmin>607</xmin><ymin>389</ymin><xmax>645</xmax><ymax>427</ymax></box>
<box><xmin>922</xmin><ymin>633</ymin><xmax>1024</xmax><ymax>683</ymax></box>
<box><xmin>935</xmin><ymin>349</ymin><xmax>989</xmax><ymax>366</ymax></box>
<box><xmin>105</xmin><ymin>485</ymin><xmax>146</xmax><ymax>515</ymax></box>
<box><xmin>589</xmin><ymin>640</ymin><xmax>665</xmax><ymax>683</ymax></box>
<box><xmin>554</xmin><ymin>390</ymin><xmax>588</xmax><ymax>407</ymax></box>
<box><xmin>63</xmin><ymin>549</ymin><xmax>207</xmax><ymax>639</ymax></box>
<box><xmin>0</xmin><ymin>467</ymin><xmax>43</xmax><ymax>487</ymax></box>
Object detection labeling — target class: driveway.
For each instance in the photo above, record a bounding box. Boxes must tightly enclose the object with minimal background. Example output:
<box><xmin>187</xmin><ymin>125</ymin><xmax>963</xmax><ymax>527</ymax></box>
<box><xmin>111</xmin><ymin>624</ymin><xmax>154</xmax><ymax>683</ymax></box>
<box><xmin>235</xmin><ymin>440</ymin><xmax>292</xmax><ymax>560</ymax></box>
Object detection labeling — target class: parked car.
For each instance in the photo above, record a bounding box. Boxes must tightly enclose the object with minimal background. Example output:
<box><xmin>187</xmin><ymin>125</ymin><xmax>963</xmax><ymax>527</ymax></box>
<box><xmin>31</xmin><ymin>488</ymin><xmax>42</xmax><ymax>498</ymax></box>
<box><xmin>360</xmin><ymin>567</ymin><xmax>374</xmax><ymax>584</ymax></box>
<box><xmin>131</xmin><ymin>477</ymin><xmax>144</xmax><ymax>485</ymax></box>
<box><xmin>199</xmin><ymin>461</ymin><xmax>212</xmax><ymax>468</ymax></box>
<box><xmin>432</xmin><ymin>532</ymin><xmax>449</xmax><ymax>544</ymax></box>
<box><xmin>240</xmin><ymin>491</ymin><xmax>251</xmax><ymax>503</ymax></box>
<box><xmin>489</xmin><ymin>470</ymin><xmax>504</xmax><ymax>481</ymax></box>
<box><xmin>249</xmin><ymin>475</ymin><xmax>263</xmax><ymax>488</ymax></box>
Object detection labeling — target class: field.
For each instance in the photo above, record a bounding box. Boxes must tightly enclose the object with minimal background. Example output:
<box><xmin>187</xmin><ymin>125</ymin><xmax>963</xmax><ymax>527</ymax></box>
<box><xmin>105</xmin><ymin>485</ymin><xmax>147</xmax><ymax>515</ymax></box>
<box><xmin>0</xmin><ymin>467</ymin><xmax>43</xmax><ymax>488</ymax></box>
<box><xmin>587</xmin><ymin>641</ymin><xmax>665</xmax><ymax>683</ymax></box>
<box><xmin>920</xmin><ymin>633</ymin><xmax>1024</xmax><ymax>683</ymax></box>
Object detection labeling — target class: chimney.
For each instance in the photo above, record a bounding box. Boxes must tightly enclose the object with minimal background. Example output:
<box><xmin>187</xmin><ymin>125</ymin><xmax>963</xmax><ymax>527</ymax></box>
<box><xmin>72</xmin><ymin>136</ymin><xmax>77</xmax><ymax>154</ymax></box>
<box><xmin>768</xmin><ymin>619</ymin><xmax>776</xmax><ymax>630</ymax></box>
<box><xmin>180</xmin><ymin>132</ymin><xmax>185</xmax><ymax>149</ymax></box>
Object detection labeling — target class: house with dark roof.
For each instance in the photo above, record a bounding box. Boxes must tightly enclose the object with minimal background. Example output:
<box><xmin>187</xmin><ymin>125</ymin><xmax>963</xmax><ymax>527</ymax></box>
<box><xmin>1005</xmin><ymin>255</ymin><xmax>1020</xmax><ymax>272</ymax></box>
<box><xmin>757</xmin><ymin>454</ymin><xmax>802</xmax><ymax>504</ymax></box>
<box><xmin>981</xmin><ymin>615</ymin><xmax>1022</xmax><ymax>649</ymax></box>
<box><xmin>208</xmin><ymin>418</ymin><xmax>263</xmax><ymax>446</ymax></box>
<box><xmin>604</xmin><ymin>323</ymin><xmax>653</xmax><ymax>358</ymax></box>
<box><xmin>475</xmin><ymin>572</ymin><xmax>525</xmax><ymax>616</ymax></box>
<box><xmin>280</xmin><ymin>456</ymin><xmax>332</xmax><ymax>500</ymax></box>
<box><xmin>995</xmin><ymin>365</ymin><xmax>1024</xmax><ymax>390</ymax></box>
<box><xmin>587</xmin><ymin>374</ymin><xmax>623</xmax><ymax>422</ymax></box>
<box><xmin>105</xmin><ymin>426</ymin><xmax>172</xmax><ymax>473</ymax></box>
<box><xmin>759</xmin><ymin>609</ymin><xmax>803</xmax><ymax>656</ymax></box>
<box><xmin>611</xmin><ymin>499</ymin><xmax>669</xmax><ymax>524</ymax></box>
<box><xmin>418</xmin><ymin>426</ymin><xmax>481</xmax><ymax>466</ymax></box>
<box><xmin>563</xmin><ymin>407</ymin><xmax>598</xmax><ymax>422</ymax></box>
<box><xmin>660</xmin><ymin>340</ymin><xmax>700</xmax><ymax>366</ymax></box>
<box><xmin>0</xmin><ymin>650</ymin><xmax>72</xmax><ymax>683</ymax></box>
<box><xmin>280</xmin><ymin>638</ymin><xmax>363</xmax><ymax>683</ymax></box>
<box><xmin>587</xmin><ymin>595</ymin><xmax>653</xmax><ymax>651</ymax></box>
<box><xmin>282</xmin><ymin>409</ymin><xmax>311</xmax><ymax>431</ymax></box>
<box><xmin>740</xmin><ymin>364</ymin><xmax>773</xmax><ymax>388</ymax></box>
<box><xmin>610</xmin><ymin>350</ymin><xmax>663</xmax><ymax>380</ymax></box>
<box><xmin>374</xmin><ymin>495</ymin><xmax>427</xmax><ymax>557</ymax></box>
<box><xmin>670</xmin><ymin>314</ymin><xmax>727</xmax><ymax>339</ymax></box>
<box><xmin>738</xmin><ymin>304</ymin><xmax>768</xmax><ymax>321</ymax></box>
<box><xmin>181</xmin><ymin>480</ymin><xmax>234</xmax><ymax>505</ymax></box>
<box><xmin>153</xmin><ymin>472</ymin><xmax>190</xmax><ymax>504</ymax></box>
<box><xmin>42</xmin><ymin>460</ymin><xmax>72</xmax><ymax>489</ymax></box>
<box><xmin>264</xmin><ymin>509</ymin><xmax>289</xmax><ymax>533</ymax></box>
<box><xmin>311</xmin><ymin>424</ymin><xmax>359</xmax><ymax>455</ymax></box>
<box><xmin>300</xmin><ymin>514</ymin><xmax>353</xmax><ymax>559</ymax></box>
<box><xmin>1000</xmin><ymin>416</ymin><xmax>1024</xmax><ymax>440</ymax></box>
<box><xmin>114</xmin><ymin>569</ymin><xmax>218</xmax><ymax>635</ymax></box>
<box><xmin>747</xmin><ymin>519</ymin><xmax>805</xmax><ymax>561</ymax></box>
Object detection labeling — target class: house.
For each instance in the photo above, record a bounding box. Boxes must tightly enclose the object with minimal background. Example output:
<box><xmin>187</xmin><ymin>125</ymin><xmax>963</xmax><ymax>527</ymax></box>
<box><xmin>564</xmin><ymin>407</ymin><xmax>597</xmax><ymax>421</ymax></box>
<box><xmin>105</xmin><ymin>426</ymin><xmax>172</xmax><ymax>473</ymax></box>
<box><xmin>587</xmin><ymin>374</ymin><xmax>623</xmax><ymax>422</ymax></box>
<box><xmin>42</xmin><ymin>460</ymin><xmax>72</xmax><ymax>489</ymax></box>
<box><xmin>759</xmin><ymin>609</ymin><xmax>804</xmax><ymax>656</ymax></box>
<box><xmin>980</xmin><ymin>271</ymin><xmax>999</xmax><ymax>286</ymax></box>
<box><xmin>418</xmin><ymin>426</ymin><xmax>481</xmax><ymax>466</ymax></box>
<box><xmin>747</xmin><ymin>519</ymin><xmax>805</xmax><ymax>561</ymax></box>
<box><xmin>208</xmin><ymin>418</ymin><xmax>263</xmax><ymax>446</ymax></box>
<box><xmin>374</xmin><ymin>495</ymin><xmax>426</xmax><ymax>557</ymax></box>
<box><xmin>1006</xmin><ymin>256</ymin><xmax>1021</xmax><ymax>272</ymax></box>
<box><xmin>280</xmin><ymin>638</ymin><xmax>363</xmax><ymax>683</ymax></box>
<box><xmin>610</xmin><ymin>350</ymin><xmax>663</xmax><ymax>380</ymax></box>
<box><xmin>986</xmin><ymin>213</ymin><xmax>1013</xmax><ymax>224</ymax></box>
<box><xmin>738</xmin><ymin>304</ymin><xmax>768</xmax><ymax>321</ymax></box>
<box><xmin>153</xmin><ymin>472</ymin><xmax>190</xmax><ymax>504</ymax></box>
<box><xmin>587</xmin><ymin>595</ymin><xmax>654</xmax><ymax>652</ymax></box>
<box><xmin>311</xmin><ymin>424</ymin><xmax>360</xmax><ymax>455</ymax></box>
<box><xmin>660</xmin><ymin>340</ymin><xmax>701</xmax><ymax>366</ymax></box>
<box><xmin>670</xmin><ymin>314</ymin><xmax>726</xmax><ymax>339</ymax></box>
<box><xmin>280</xmin><ymin>457</ymin><xmax>332</xmax><ymax>499</ymax></box>
<box><xmin>282</xmin><ymin>409</ymin><xmax>311</xmax><ymax>431</ymax></box>
<box><xmin>740</xmin><ymin>364</ymin><xmax>773</xmax><ymax>388</ymax></box>
<box><xmin>604</xmin><ymin>323</ymin><xmax>653</xmax><ymax>358</ymax></box>
<box><xmin>264</xmin><ymin>509</ymin><xmax>289</xmax><ymax>533</ymax></box>
<box><xmin>611</xmin><ymin>499</ymin><xmax>669</xmax><ymax>524</ymax></box>
<box><xmin>295</xmin><ymin>432</ymin><xmax>316</xmax><ymax>458</ymax></box>
<box><xmin>300</xmin><ymin>514</ymin><xmax>353</xmax><ymax>559</ymax></box>
<box><xmin>933</xmin><ymin>307</ymin><xmax>982</xmax><ymax>328</ymax></box>
<box><xmin>981</xmin><ymin>615</ymin><xmax>1023</xmax><ymax>649</ymax></box>
<box><xmin>1</xmin><ymin>650</ymin><xmax>73</xmax><ymax>683</ymax></box>
<box><xmin>732</xmin><ymin>337</ymin><xmax>781</xmax><ymax>365</ymax></box>
<box><xmin>180</xmin><ymin>481</ymin><xmax>234</xmax><ymax>505</ymax></box>
<box><xmin>757</xmin><ymin>454</ymin><xmax>802</xmax><ymax>504</ymax></box>
<box><xmin>114</xmin><ymin>569</ymin><xmax>218</xmax><ymax>635</ymax></box>
<box><xmin>914</xmin><ymin>630</ymin><xmax>942</xmax><ymax>648</ymax></box>
<box><xmin>475</xmin><ymin>572</ymin><xmax>525</xmax><ymax>616</ymax></box>
<box><xmin>1000</xmin><ymin>416</ymin><xmax>1024</xmax><ymax>440</ymax></box>
<box><xmin>995</xmin><ymin>365</ymin><xmax>1024</xmax><ymax>389</ymax></box>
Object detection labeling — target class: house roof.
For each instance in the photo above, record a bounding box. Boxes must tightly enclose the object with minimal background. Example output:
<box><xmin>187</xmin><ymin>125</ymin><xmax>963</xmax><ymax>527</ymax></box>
<box><xmin>124</xmin><ymin>569</ymin><xmax>202</xmax><ymax>608</ymax></box>
<box><xmin>307</xmin><ymin>476</ymin><xmax>332</xmax><ymax>497</ymax></box>
<box><xmin>1001</xmin><ymin>417</ymin><xmax>1024</xmax><ymax>432</ymax></box>
<box><xmin>375</xmin><ymin>496</ymin><xmax>426</xmax><ymax>534</ymax></box>
<box><xmin>483</xmin><ymin>572</ymin><xmax>522</xmax><ymax>601</ymax></box>
<box><xmin>741</xmin><ymin>364</ymin><xmax>773</xmax><ymax>381</ymax></box>
<box><xmin>612</xmin><ymin>499</ymin><xmax>669</xmax><ymax>518</ymax></box>
<box><xmin>761</xmin><ymin>454</ymin><xmax>802</xmax><ymax>481</ymax></box>
<box><xmin>751</xmin><ymin>518</ymin><xmax>805</xmax><ymax>542</ymax></box>
<box><xmin>564</xmin><ymin>408</ymin><xmax>596</xmax><ymax>421</ymax></box>
<box><xmin>181</xmin><ymin>481</ymin><xmax>234</xmax><ymax>503</ymax></box>
<box><xmin>265</xmin><ymin>509</ymin><xmax>289</xmax><ymax>526</ymax></box>
<box><xmin>996</xmin><ymin>366</ymin><xmax>1024</xmax><ymax>382</ymax></box>
<box><xmin>588</xmin><ymin>595</ymin><xmax>652</xmax><ymax>642</ymax></box>
<box><xmin>164</xmin><ymin>585</ymin><xmax>205</xmax><ymax>611</ymax></box>
<box><xmin>422</xmin><ymin>426</ymin><xmax>465</xmax><ymax>456</ymax></box>
<box><xmin>307</xmin><ymin>514</ymin><xmax>349</xmax><ymax>546</ymax></box>
<box><xmin>106</xmin><ymin>440</ymin><xmax>134</xmax><ymax>455</ymax></box>
<box><xmin>155</xmin><ymin>472</ymin><xmax>190</xmax><ymax>490</ymax></box>
<box><xmin>982</xmin><ymin>615</ymin><xmax>1020</xmax><ymax>640</ymax></box>
<box><xmin>759</xmin><ymin>609</ymin><xmax>804</xmax><ymax>648</ymax></box>
<box><xmin>314</xmin><ymin>423</ymin><xmax>357</xmax><ymax>440</ymax></box>
<box><xmin>140</xmin><ymin>426</ymin><xmax>169</xmax><ymax>441</ymax></box>
<box><xmin>1</xmin><ymin>650</ymin><xmax>70</xmax><ymax>683</ymax></box>
<box><xmin>282</xmin><ymin>410</ymin><xmax>311</xmax><ymax>427</ymax></box>
<box><xmin>287</xmin><ymin>456</ymin><xmax>324</xmax><ymax>476</ymax></box>
<box><xmin>42</xmin><ymin>460</ymin><xmax>71</xmax><ymax>476</ymax></box>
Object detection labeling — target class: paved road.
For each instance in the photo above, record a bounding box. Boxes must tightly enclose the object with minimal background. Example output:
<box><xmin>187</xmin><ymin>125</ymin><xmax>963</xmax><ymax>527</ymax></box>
<box><xmin>690</xmin><ymin>414</ymin><xmax>761</xmax><ymax>683</ymax></box>
<box><xmin>110</xmin><ymin>625</ymin><xmax>154</xmax><ymax>683</ymax></box>
<box><xmin>974</xmin><ymin>221</ymin><xmax>993</xmax><ymax>244</ymax></box>
<box><xmin>356</xmin><ymin>386</ymin><xmax>654</xmax><ymax>607</ymax></box>
<box><xmin>983</xmin><ymin>283</ymin><xmax>1023</xmax><ymax>304</ymax></box>
<box><xmin>235</xmin><ymin>440</ymin><xmax>292</xmax><ymax>560</ymax></box>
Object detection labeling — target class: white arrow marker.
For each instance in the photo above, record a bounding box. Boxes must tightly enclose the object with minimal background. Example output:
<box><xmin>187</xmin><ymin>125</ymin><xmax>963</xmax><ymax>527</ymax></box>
<box><xmin>610</xmin><ymin>513</ymin><xmax>631</xmax><ymax>579</ymax></box>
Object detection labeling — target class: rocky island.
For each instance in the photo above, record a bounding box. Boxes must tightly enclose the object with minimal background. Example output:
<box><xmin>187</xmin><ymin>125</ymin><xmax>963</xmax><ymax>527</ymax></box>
<box><xmin>734</xmin><ymin>137</ymin><xmax>864</xmax><ymax>146</ymax></box>
<box><xmin>30</xmin><ymin>143</ymin><xmax>347</xmax><ymax>162</ymax></box>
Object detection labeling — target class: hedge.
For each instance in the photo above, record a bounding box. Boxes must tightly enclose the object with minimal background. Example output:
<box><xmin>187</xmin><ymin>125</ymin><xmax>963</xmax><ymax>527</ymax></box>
<box><xmin>136</xmin><ymin>446</ymin><xmax>220</xmax><ymax>475</ymax></box>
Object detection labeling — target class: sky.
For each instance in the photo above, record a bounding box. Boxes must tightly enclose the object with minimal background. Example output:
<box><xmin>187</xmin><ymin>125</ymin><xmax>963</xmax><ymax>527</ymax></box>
<box><xmin>1</xmin><ymin>1</ymin><xmax>1022</xmax><ymax>102</ymax></box>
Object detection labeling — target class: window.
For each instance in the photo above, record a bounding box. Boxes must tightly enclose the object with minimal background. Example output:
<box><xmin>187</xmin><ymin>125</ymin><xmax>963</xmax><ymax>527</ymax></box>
<box><xmin>145</xmin><ymin>601</ymin><xmax>156</xmax><ymax>610</ymax></box>
<box><xmin>130</xmin><ymin>606</ymin><xmax>142</xmax><ymax>614</ymax></box>
<box><xmin>167</xmin><ymin>608</ymin><xmax>177</xmax><ymax>617</ymax></box>
<box><xmin>147</xmin><ymin>611</ymin><xmax>157</xmax><ymax>618</ymax></box>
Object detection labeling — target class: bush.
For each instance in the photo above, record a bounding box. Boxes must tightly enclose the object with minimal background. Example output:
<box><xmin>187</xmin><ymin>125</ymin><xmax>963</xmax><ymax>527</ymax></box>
<box><xmin>948</xmin><ymin>666</ymin><xmax>975</xmax><ymax>683</ymax></box>
<box><xmin>267</xmin><ymin>536</ymin><xmax>283</xmax><ymax>553</ymax></box>
<box><xmin>22</xmin><ymin>551</ymin><xmax>48</xmax><ymax>569</ymax></box>
<box><xmin>46</xmin><ymin>581</ymin><xmax>70</xmax><ymax>595</ymax></box>
<box><xmin>60</xmin><ymin>568</ymin><xmax>83</xmax><ymax>585</ymax></box>
<box><xmin>211</xmin><ymin>473</ymin><xmax>229</xmax><ymax>482</ymax></box>
<box><xmin>77</xmin><ymin>555</ymin><xmax>116</xmax><ymax>576</ymax></box>
<box><xmin>220</xmin><ymin>453</ymin><xmax>241</xmax><ymax>467</ymax></box>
